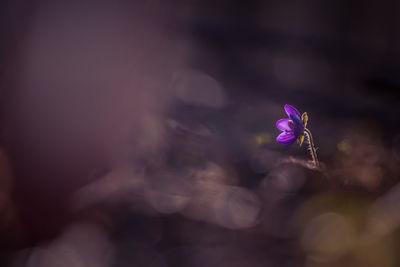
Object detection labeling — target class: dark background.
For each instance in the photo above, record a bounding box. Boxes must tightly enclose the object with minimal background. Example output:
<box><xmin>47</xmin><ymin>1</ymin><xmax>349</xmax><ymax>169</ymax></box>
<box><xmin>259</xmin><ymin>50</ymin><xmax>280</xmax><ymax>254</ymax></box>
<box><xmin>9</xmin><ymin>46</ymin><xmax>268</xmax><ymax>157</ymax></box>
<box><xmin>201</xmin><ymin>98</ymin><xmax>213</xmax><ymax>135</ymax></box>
<box><xmin>0</xmin><ymin>1</ymin><xmax>400</xmax><ymax>266</ymax></box>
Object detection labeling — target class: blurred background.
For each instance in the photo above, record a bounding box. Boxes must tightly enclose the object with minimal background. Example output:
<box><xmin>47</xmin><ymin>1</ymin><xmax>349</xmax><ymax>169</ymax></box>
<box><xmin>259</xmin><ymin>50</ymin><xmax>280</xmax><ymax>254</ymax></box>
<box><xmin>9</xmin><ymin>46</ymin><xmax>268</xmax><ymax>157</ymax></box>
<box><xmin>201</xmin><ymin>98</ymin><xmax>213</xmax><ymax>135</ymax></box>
<box><xmin>0</xmin><ymin>0</ymin><xmax>400</xmax><ymax>266</ymax></box>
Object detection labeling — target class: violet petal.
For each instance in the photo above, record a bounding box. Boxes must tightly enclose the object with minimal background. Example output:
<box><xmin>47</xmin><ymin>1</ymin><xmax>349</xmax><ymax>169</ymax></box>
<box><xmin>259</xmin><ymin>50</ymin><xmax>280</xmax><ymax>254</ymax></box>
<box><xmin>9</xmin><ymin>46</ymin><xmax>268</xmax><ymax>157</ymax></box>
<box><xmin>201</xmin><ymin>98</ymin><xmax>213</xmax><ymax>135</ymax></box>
<box><xmin>284</xmin><ymin>104</ymin><xmax>301</xmax><ymax>118</ymax></box>
<box><xmin>289</xmin><ymin>114</ymin><xmax>305</xmax><ymax>137</ymax></box>
<box><xmin>276</xmin><ymin>119</ymin><xmax>293</xmax><ymax>131</ymax></box>
<box><xmin>276</xmin><ymin>132</ymin><xmax>296</xmax><ymax>145</ymax></box>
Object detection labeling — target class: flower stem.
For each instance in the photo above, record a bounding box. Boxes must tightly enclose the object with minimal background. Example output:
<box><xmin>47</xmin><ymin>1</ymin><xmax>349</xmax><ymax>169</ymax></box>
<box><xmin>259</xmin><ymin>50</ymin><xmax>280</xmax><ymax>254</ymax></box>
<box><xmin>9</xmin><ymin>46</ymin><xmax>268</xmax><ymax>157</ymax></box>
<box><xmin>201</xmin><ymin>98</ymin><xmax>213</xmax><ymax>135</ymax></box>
<box><xmin>304</xmin><ymin>128</ymin><xmax>319</xmax><ymax>168</ymax></box>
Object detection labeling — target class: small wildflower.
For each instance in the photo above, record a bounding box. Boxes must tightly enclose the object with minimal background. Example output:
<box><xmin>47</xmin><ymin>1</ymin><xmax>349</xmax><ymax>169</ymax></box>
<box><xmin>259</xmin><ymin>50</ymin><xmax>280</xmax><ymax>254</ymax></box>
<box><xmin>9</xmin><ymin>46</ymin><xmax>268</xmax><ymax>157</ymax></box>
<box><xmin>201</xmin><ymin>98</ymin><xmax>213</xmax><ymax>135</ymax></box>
<box><xmin>276</xmin><ymin>104</ymin><xmax>319</xmax><ymax>167</ymax></box>
<box><xmin>276</xmin><ymin>104</ymin><xmax>307</xmax><ymax>146</ymax></box>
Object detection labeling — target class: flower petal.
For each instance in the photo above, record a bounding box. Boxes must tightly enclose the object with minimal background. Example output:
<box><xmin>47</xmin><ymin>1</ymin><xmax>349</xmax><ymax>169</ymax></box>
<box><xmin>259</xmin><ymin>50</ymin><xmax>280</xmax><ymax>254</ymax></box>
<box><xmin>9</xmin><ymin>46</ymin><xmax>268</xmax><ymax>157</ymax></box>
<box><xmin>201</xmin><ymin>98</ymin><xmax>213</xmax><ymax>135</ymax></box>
<box><xmin>276</xmin><ymin>132</ymin><xmax>296</xmax><ymax>145</ymax></box>
<box><xmin>276</xmin><ymin>119</ymin><xmax>293</xmax><ymax>131</ymax></box>
<box><xmin>290</xmin><ymin>114</ymin><xmax>305</xmax><ymax>138</ymax></box>
<box><xmin>284</xmin><ymin>104</ymin><xmax>301</xmax><ymax>118</ymax></box>
<box><xmin>289</xmin><ymin>114</ymin><xmax>302</xmax><ymax>125</ymax></box>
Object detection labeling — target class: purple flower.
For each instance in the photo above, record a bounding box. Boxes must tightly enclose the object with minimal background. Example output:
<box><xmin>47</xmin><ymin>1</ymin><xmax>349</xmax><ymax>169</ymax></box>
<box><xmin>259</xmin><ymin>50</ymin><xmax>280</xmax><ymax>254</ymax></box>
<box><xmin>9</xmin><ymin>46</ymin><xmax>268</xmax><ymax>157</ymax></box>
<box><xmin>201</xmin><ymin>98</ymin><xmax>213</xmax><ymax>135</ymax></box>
<box><xmin>276</xmin><ymin>104</ymin><xmax>307</xmax><ymax>146</ymax></box>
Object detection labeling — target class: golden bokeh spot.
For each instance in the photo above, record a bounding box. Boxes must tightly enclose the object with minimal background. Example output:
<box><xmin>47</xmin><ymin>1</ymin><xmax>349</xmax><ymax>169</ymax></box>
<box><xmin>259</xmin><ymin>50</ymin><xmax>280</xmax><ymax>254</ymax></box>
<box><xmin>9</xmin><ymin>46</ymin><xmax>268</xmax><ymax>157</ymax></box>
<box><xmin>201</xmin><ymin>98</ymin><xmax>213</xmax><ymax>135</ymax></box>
<box><xmin>255</xmin><ymin>133</ymin><xmax>272</xmax><ymax>146</ymax></box>
<box><xmin>337</xmin><ymin>139</ymin><xmax>352</xmax><ymax>154</ymax></box>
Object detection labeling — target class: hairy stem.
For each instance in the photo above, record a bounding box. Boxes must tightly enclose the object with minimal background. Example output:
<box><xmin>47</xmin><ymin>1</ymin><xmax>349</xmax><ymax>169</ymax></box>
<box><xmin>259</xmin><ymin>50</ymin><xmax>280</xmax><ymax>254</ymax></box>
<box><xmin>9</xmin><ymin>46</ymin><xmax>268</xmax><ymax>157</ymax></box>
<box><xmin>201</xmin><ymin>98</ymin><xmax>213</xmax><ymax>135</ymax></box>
<box><xmin>304</xmin><ymin>128</ymin><xmax>319</xmax><ymax>167</ymax></box>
